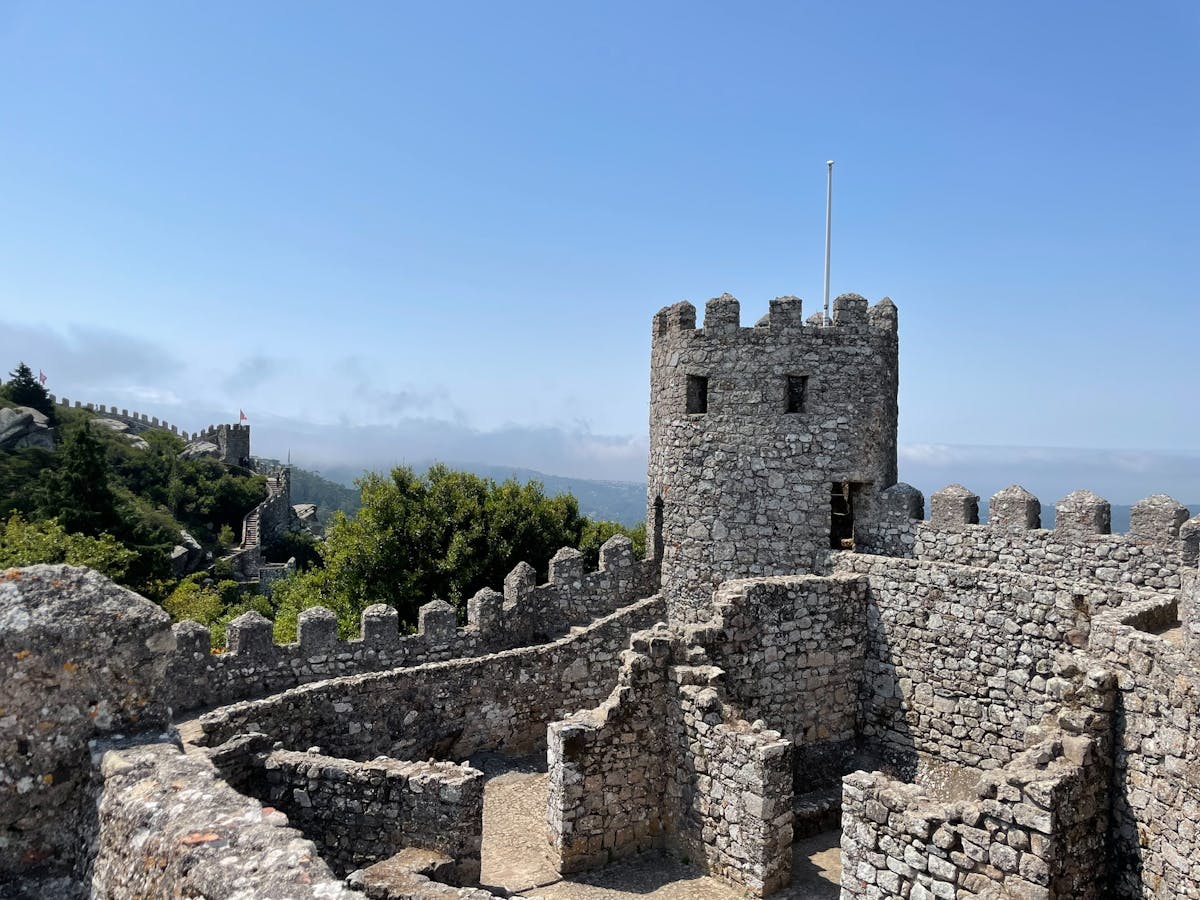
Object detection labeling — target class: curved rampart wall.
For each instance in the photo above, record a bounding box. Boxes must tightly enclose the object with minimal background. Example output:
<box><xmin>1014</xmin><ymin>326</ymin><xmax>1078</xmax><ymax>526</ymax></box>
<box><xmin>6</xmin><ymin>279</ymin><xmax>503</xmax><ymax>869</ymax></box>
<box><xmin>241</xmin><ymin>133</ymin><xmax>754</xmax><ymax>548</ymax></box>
<box><xmin>189</xmin><ymin>594</ymin><xmax>666</xmax><ymax>760</ymax></box>
<box><xmin>167</xmin><ymin>535</ymin><xmax>660</xmax><ymax>712</ymax></box>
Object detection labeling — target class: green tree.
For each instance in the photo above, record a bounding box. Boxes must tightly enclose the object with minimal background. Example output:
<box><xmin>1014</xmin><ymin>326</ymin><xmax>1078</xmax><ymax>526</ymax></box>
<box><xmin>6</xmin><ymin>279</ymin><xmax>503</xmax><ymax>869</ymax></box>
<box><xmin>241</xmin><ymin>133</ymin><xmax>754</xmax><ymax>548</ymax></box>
<box><xmin>0</xmin><ymin>514</ymin><xmax>136</xmax><ymax>579</ymax></box>
<box><xmin>40</xmin><ymin>421</ymin><xmax>118</xmax><ymax>535</ymax></box>
<box><xmin>579</xmin><ymin>519</ymin><xmax>647</xmax><ymax>570</ymax></box>
<box><xmin>1</xmin><ymin>362</ymin><xmax>54</xmax><ymax>418</ymax></box>
<box><xmin>268</xmin><ymin>464</ymin><xmax>589</xmax><ymax>637</ymax></box>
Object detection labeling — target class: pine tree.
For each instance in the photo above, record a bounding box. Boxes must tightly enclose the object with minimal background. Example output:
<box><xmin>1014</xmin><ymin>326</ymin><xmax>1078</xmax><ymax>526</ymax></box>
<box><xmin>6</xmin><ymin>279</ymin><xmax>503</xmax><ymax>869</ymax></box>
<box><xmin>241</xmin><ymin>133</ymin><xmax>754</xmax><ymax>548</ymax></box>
<box><xmin>44</xmin><ymin>422</ymin><xmax>118</xmax><ymax>536</ymax></box>
<box><xmin>2</xmin><ymin>362</ymin><xmax>53</xmax><ymax>417</ymax></box>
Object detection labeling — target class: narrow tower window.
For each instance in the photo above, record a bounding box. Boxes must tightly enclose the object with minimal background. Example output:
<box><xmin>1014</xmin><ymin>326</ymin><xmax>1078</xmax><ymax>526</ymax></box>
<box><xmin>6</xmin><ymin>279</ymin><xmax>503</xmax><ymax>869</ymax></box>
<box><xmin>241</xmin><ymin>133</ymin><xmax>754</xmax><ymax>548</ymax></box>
<box><xmin>686</xmin><ymin>375</ymin><xmax>708</xmax><ymax>414</ymax></box>
<box><xmin>786</xmin><ymin>375</ymin><xmax>808</xmax><ymax>413</ymax></box>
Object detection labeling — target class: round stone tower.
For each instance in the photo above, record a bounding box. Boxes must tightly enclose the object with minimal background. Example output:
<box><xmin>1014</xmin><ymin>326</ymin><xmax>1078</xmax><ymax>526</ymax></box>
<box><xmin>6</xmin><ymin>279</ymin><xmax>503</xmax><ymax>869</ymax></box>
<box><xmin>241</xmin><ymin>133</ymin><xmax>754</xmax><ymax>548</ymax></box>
<box><xmin>647</xmin><ymin>292</ymin><xmax>899</xmax><ymax>622</ymax></box>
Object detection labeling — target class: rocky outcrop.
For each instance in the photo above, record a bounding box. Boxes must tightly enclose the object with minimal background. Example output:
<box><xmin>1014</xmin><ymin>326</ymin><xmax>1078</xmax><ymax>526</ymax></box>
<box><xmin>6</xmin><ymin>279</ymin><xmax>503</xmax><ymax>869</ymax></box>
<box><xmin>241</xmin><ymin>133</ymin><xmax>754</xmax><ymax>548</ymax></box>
<box><xmin>294</xmin><ymin>502</ymin><xmax>323</xmax><ymax>537</ymax></box>
<box><xmin>91</xmin><ymin>417</ymin><xmax>149</xmax><ymax>451</ymax></box>
<box><xmin>178</xmin><ymin>439</ymin><xmax>220</xmax><ymax>460</ymax></box>
<box><xmin>169</xmin><ymin>529</ymin><xmax>206</xmax><ymax>577</ymax></box>
<box><xmin>0</xmin><ymin>406</ymin><xmax>54</xmax><ymax>451</ymax></box>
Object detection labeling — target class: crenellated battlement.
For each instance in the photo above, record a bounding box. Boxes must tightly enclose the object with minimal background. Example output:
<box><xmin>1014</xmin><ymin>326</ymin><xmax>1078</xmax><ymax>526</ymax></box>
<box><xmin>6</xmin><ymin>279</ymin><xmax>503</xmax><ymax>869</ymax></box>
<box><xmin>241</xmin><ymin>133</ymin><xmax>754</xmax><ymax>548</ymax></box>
<box><xmin>651</xmin><ymin>292</ymin><xmax>897</xmax><ymax>342</ymax></box>
<box><xmin>49</xmin><ymin>394</ymin><xmax>195</xmax><ymax>440</ymax></box>
<box><xmin>166</xmin><ymin>533</ymin><xmax>660</xmax><ymax>712</ymax></box>
<box><xmin>861</xmin><ymin>480</ymin><xmax>1199</xmax><ymax>596</ymax></box>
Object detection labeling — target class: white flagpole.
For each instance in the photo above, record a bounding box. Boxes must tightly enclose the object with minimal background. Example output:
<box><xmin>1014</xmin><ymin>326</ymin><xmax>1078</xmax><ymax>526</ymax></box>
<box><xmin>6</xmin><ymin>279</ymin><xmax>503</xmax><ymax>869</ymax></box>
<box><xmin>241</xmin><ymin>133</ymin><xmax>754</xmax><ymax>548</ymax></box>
<box><xmin>823</xmin><ymin>160</ymin><xmax>833</xmax><ymax>325</ymax></box>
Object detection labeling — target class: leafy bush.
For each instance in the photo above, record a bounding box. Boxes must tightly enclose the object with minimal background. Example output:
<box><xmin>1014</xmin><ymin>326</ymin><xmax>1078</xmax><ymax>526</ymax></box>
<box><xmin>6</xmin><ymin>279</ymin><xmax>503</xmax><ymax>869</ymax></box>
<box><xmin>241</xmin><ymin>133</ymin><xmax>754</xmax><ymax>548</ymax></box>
<box><xmin>0</xmin><ymin>514</ymin><xmax>136</xmax><ymax>579</ymax></box>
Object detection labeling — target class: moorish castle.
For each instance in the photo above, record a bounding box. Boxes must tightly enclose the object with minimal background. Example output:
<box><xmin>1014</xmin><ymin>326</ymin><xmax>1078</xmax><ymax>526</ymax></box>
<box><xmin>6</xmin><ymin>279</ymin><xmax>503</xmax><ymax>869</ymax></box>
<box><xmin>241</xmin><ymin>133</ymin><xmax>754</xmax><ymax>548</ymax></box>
<box><xmin>2</xmin><ymin>293</ymin><xmax>1198</xmax><ymax>899</ymax></box>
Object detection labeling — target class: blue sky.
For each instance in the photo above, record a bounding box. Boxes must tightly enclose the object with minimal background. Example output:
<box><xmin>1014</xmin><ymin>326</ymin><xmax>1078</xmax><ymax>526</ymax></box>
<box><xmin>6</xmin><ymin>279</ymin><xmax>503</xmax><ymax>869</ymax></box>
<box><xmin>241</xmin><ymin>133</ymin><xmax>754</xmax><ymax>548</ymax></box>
<box><xmin>1</xmin><ymin>2</ymin><xmax>1197</xmax><ymax>501</ymax></box>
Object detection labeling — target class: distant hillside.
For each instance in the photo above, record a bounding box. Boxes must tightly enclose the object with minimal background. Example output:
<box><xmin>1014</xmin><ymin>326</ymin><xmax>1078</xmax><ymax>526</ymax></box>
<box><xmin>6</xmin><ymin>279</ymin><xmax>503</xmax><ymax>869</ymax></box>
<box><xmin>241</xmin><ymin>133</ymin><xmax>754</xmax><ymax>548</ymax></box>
<box><xmin>310</xmin><ymin>460</ymin><xmax>645</xmax><ymax>526</ymax></box>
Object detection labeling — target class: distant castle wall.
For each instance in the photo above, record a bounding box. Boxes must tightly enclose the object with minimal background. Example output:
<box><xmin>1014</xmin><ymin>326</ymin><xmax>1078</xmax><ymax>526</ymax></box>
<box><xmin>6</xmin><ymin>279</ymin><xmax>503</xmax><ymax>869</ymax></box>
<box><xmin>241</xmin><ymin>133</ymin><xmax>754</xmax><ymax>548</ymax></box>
<box><xmin>193</xmin><ymin>423</ymin><xmax>251</xmax><ymax>468</ymax></box>
<box><xmin>49</xmin><ymin>394</ymin><xmax>194</xmax><ymax>440</ymax></box>
<box><xmin>647</xmin><ymin>293</ymin><xmax>899</xmax><ymax>623</ymax></box>
<box><xmin>167</xmin><ymin>535</ymin><xmax>660</xmax><ymax>712</ymax></box>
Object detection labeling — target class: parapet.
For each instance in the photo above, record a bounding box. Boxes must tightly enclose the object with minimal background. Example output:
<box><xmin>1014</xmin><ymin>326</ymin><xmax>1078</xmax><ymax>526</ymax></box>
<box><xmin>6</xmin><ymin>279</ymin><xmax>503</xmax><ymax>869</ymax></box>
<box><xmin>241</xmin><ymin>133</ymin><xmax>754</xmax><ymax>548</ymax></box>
<box><xmin>879</xmin><ymin>482</ymin><xmax>924</xmax><ymax>520</ymax></box>
<box><xmin>166</xmin><ymin>533</ymin><xmax>661</xmax><ymax>713</ymax></box>
<box><xmin>651</xmin><ymin>292</ymin><xmax>898</xmax><ymax>342</ymax></box>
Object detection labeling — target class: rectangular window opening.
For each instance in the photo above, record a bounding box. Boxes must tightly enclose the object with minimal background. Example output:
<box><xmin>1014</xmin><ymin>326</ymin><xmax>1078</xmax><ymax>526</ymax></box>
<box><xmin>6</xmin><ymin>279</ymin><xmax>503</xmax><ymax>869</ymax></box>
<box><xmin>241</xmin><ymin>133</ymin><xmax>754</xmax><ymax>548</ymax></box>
<box><xmin>686</xmin><ymin>375</ymin><xmax>709</xmax><ymax>414</ymax></box>
<box><xmin>786</xmin><ymin>375</ymin><xmax>808</xmax><ymax>413</ymax></box>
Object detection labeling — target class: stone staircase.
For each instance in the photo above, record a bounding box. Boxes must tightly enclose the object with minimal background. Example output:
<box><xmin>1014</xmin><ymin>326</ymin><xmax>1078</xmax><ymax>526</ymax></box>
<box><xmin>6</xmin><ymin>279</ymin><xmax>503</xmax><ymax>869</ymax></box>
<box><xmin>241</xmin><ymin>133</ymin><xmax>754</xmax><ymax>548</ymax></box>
<box><xmin>241</xmin><ymin>510</ymin><xmax>260</xmax><ymax>550</ymax></box>
<box><xmin>240</xmin><ymin>474</ymin><xmax>284</xmax><ymax>551</ymax></box>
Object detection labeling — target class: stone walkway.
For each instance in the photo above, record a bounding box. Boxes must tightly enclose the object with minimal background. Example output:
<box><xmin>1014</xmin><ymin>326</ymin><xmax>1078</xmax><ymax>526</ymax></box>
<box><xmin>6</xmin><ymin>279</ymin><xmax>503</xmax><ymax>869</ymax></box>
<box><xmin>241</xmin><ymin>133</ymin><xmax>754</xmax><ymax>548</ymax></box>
<box><xmin>474</xmin><ymin>756</ymin><xmax>840</xmax><ymax>899</ymax></box>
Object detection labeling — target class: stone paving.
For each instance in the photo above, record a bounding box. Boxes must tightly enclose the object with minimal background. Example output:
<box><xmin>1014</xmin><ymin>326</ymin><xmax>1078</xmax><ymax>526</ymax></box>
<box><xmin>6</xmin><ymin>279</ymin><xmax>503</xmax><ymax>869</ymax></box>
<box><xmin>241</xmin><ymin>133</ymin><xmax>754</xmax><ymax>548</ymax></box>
<box><xmin>475</xmin><ymin>756</ymin><xmax>839</xmax><ymax>899</ymax></box>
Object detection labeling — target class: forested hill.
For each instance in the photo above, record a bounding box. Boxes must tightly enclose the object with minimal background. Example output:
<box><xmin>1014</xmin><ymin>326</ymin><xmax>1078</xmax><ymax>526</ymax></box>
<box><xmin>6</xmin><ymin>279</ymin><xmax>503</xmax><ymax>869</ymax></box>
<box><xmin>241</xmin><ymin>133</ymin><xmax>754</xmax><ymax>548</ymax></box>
<box><xmin>305</xmin><ymin>461</ymin><xmax>645</xmax><ymax>527</ymax></box>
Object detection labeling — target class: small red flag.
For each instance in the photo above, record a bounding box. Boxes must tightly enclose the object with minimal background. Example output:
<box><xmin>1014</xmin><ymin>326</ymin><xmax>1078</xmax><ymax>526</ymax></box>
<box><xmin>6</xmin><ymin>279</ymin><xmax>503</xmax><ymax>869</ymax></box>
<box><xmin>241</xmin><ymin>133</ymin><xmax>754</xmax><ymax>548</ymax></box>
<box><xmin>239</xmin><ymin>409</ymin><xmax>248</xmax><ymax>422</ymax></box>
<box><xmin>38</xmin><ymin>370</ymin><xmax>47</xmax><ymax>386</ymax></box>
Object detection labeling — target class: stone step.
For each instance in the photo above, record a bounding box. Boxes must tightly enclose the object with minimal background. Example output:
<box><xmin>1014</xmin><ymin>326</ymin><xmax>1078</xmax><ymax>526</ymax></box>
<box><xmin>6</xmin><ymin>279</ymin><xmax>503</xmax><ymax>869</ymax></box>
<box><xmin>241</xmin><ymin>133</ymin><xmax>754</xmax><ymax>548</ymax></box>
<box><xmin>793</xmin><ymin>786</ymin><xmax>841</xmax><ymax>840</ymax></box>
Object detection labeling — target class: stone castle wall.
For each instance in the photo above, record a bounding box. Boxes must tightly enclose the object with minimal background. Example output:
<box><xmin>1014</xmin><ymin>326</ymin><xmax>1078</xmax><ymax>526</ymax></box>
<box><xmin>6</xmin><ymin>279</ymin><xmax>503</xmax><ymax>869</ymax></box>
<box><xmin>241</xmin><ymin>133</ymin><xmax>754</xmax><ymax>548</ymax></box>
<box><xmin>91</xmin><ymin>741</ymin><xmax>363</xmax><ymax>899</ymax></box>
<box><xmin>840</xmin><ymin>662</ymin><xmax>1115</xmax><ymax>900</ymax></box>
<box><xmin>647</xmin><ymin>292</ymin><xmax>898</xmax><ymax>622</ymax></box>
<box><xmin>167</xmin><ymin>535</ymin><xmax>658</xmax><ymax>712</ymax></box>
<box><xmin>830</xmin><ymin>553</ymin><xmax>1108</xmax><ymax>770</ymax></box>
<box><xmin>261</xmin><ymin>750</ymin><xmax>484</xmax><ymax>884</ymax></box>
<box><xmin>189</xmin><ymin>594</ymin><xmax>666</xmax><ymax>760</ymax></box>
<box><xmin>547</xmin><ymin>623</ymin><xmax>794</xmax><ymax>897</ymax></box>
<box><xmin>700</xmin><ymin>574</ymin><xmax>867</xmax><ymax>788</ymax></box>
<box><xmin>865</xmin><ymin>482</ymin><xmax>1196</xmax><ymax>597</ymax></box>
<box><xmin>1089</xmin><ymin>588</ymin><xmax>1200</xmax><ymax>898</ymax></box>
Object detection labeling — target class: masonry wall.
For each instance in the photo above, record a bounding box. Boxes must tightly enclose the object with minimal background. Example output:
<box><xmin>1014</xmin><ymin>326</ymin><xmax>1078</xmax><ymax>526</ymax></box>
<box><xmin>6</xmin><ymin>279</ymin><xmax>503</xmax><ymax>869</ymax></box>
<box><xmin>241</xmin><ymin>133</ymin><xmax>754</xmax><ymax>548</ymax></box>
<box><xmin>0</xmin><ymin>566</ymin><xmax>175</xmax><ymax>883</ymax></box>
<box><xmin>670</xmin><ymin>675</ymin><xmax>793</xmax><ymax>897</ymax></box>
<box><xmin>547</xmin><ymin>623</ymin><xmax>794</xmax><ymax>897</ymax></box>
<box><xmin>647</xmin><ymin>293</ymin><xmax>898</xmax><ymax>622</ymax></box>
<box><xmin>831</xmin><ymin>554</ymin><xmax>1094</xmax><ymax>770</ymax></box>
<box><xmin>90</xmin><ymin>741</ymin><xmax>363</xmax><ymax>900</ymax></box>
<box><xmin>840</xmin><ymin>663</ymin><xmax>1115</xmax><ymax>900</ymax></box>
<box><xmin>700</xmin><ymin>573</ymin><xmax>867</xmax><ymax>789</ymax></box>
<box><xmin>914</xmin><ymin>524</ymin><xmax>1188</xmax><ymax>596</ymax></box>
<box><xmin>255</xmin><ymin>467</ymin><xmax>296</xmax><ymax>545</ymax></box>
<box><xmin>166</xmin><ymin>536</ymin><xmax>659</xmax><ymax>712</ymax></box>
<box><xmin>190</xmin><ymin>595</ymin><xmax>666</xmax><ymax>759</ymax></box>
<box><xmin>873</xmin><ymin>484</ymin><xmax>1193</xmax><ymax>599</ymax></box>
<box><xmin>548</xmin><ymin>626</ymin><xmax>676</xmax><ymax>873</ymax></box>
<box><xmin>1090</xmin><ymin>591</ymin><xmax>1200</xmax><ymax>899</ymax></box>
<box><xmin>262</xmin><ymin>750</ymin><xmax>484</xmax><ymax>884</ymax></box>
